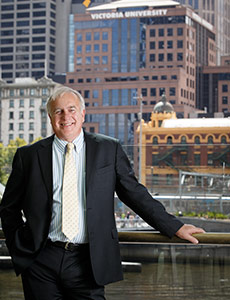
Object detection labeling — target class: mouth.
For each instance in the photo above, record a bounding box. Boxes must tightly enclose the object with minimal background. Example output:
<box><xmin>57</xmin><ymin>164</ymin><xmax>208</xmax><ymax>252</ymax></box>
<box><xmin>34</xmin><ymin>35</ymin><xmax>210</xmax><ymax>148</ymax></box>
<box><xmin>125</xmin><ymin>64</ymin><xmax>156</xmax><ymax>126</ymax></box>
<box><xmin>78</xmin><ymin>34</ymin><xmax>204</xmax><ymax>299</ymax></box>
<box><xmin>60</xmin><ymin>122</ymin><xmax>74</xmax><ymax>128</ymax></box>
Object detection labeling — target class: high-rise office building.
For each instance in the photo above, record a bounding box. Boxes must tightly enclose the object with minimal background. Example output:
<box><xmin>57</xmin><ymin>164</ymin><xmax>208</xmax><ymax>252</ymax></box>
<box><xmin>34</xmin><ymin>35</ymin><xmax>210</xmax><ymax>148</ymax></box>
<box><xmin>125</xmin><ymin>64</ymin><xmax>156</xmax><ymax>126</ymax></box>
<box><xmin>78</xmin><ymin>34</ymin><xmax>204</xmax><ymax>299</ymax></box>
<box><xmin>65</xmin><ymin>0</ymin><xmax>216</xmax><ymax>149</ymax></box>
<box><xmin>0</xmin><ymin>0</ymin><xmax>72</xmax><ymax>83</ymax></box>
<box><xmin>177</xmin><ymin>0</ymin><xmax>230</xmax><ymax>65</ymax></box>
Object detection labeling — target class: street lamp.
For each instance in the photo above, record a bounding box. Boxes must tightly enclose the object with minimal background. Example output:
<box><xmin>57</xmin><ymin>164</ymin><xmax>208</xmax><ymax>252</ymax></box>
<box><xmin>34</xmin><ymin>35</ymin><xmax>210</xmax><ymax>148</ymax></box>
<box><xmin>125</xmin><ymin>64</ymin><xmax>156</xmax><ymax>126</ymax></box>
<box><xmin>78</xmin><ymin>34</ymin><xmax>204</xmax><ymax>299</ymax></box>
<box><xmin>134</xmin><ymin>94</ymin><xmax>143</xmax><ymax>183</ymax></box>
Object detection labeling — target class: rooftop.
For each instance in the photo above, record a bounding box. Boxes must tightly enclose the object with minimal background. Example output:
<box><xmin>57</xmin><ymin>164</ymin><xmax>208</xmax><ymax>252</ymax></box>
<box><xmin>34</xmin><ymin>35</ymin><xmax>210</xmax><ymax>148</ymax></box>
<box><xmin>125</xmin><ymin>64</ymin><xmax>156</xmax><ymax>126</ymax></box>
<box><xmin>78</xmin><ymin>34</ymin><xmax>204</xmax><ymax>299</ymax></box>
<box><xmin>87</xmin><ymin>0</ymin><xmax>180</xmax><ymax>11</ymax></box>
<box><xmin>162</xmin><ymin>118</ymin><xmax>230</xmax><ymax>128</ymax></box>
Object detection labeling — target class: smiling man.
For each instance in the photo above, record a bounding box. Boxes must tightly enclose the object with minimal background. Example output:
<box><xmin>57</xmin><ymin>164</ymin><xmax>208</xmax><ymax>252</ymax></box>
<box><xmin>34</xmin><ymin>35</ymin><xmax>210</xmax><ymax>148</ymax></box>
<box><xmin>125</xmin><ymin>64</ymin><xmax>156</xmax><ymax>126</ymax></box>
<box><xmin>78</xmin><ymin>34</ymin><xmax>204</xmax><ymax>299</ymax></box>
<box><xmin>0</xmin><ymin>86</ymin><xmax>204</xmax><ymax>300</ymax></box>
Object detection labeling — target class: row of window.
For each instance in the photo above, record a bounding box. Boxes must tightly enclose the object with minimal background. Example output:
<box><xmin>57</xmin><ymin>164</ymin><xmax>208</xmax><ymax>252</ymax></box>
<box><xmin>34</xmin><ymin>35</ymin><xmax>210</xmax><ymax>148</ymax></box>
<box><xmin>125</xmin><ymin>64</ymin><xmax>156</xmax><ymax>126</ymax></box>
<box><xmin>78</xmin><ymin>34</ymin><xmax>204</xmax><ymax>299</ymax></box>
<box><xmin>2</xmin><ymin>89</ymin><xmax>49</xmax><ymax>99</ymax></box>
<box><xmin>76</xmin><ymin>31</ymin><xmax>108</xmax><ymax>42</ymax></box>
<box><xmin>149</xmin><ymin>40</ymin><xmax>184</xmax><ymax>50</ymax></box>
<box><xmin>152</xmin><ymin>135</ymin><xmax>228</xmax><ymax>145</ymax></box>
<box><xmin>1</xmin><ymin>3</ymin><xmax>51</xmax><ymax>9</ymax></box>
<box><xmin>76</xmin><ymin>44</ymin><xmax>108</xmax><ymax>54</ymax></box>
<box><xmin>1</xmin><ymin>19</ymin><xmax>55</xmax><ymax>27</ymax></box>
<box><xmin>76</xmin><ymin>56</ymin><xmax>108</xmax><ymax>65</ymax></box>
<box><xmin>149</xmin><ymin>27</ymin><xmax>184</xmax><ymax>37</ymax></box>
<box><xmin>1</xmin><ymin>11</ymin><xmax>56</xmax><ymax>19</ymax></box>
<box><xmin>9</xmin><ymin>110</ymin><xmax>35</xmax><ymax>119</ymax></box>
<box><xmin>0</xmin><ymin>36</ymin><xmax>55</xmax><ymax>44</ymax></box>
<box><xmin>9</xmin><ymin>133</ymin><xmax>35</xmax><ymax>144</ymax></box>
<box><xmin>9</xmin><ymin>122</ymin><xmax>35</xmax><ymax>131</ymax></box>
<box><xmin>1</xmin><ymin>28</ymin><xmax>55</xmax><ymax>36</ymax></box>
<box><xmin>1</xmin><ymin>45</ymin><xmax>55</xmax><ymax>53</ymax></box>
<box><xmin>149</xmin><ymin>52</ymin><xmax>184</xmax><ymax>62</ymax></box>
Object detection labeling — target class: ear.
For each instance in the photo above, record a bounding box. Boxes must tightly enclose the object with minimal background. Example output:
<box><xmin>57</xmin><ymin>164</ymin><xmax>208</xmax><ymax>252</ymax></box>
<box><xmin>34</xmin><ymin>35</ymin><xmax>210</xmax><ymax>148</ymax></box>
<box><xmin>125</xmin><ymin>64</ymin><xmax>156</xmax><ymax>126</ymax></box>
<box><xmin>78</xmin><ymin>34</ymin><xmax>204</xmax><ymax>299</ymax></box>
<box><xmin>82</xmin><ymin>109</ymin><xmax>86</xmax><ymax>123</ymax></box>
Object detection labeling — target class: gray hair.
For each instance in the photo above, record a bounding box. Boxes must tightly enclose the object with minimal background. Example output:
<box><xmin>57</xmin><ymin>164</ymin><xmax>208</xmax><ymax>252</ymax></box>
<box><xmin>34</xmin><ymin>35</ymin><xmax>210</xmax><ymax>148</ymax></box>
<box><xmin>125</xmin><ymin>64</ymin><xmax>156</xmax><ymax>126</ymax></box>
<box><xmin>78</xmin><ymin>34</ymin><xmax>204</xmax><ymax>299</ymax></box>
<box><xmin>47</xmin><ymin>86</ymin><xmax>85</xmax><ymax>115</ymax></box>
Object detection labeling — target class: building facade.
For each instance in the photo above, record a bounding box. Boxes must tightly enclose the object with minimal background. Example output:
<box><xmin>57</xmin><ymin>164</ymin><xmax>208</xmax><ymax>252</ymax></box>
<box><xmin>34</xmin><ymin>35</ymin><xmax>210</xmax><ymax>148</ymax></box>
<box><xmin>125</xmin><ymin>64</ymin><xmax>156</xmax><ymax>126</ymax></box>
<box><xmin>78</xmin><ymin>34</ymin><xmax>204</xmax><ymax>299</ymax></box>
<box><xmin>66</xmin><ymin>0</ymin><xmax>215</xmax><ymax>152</ymax></box>
<box><xmin>137</xmin><ymin>95</ymin><xmax>230</xmax><ymax>192</ymax></box>
<box><xmin>0</xmin><ymin>0</ymin><xmax>72</xmax><ymax>83</ymax></box>
<box><xmin>177</xmin><ymin>0</ymin><xmax>230</xmax><ymax>65</ymax></box>
<box><xmin>201</xmin><ymin>55</ymin><xmax>230</xmax><ymax>114</ymax></box>
<box><xmin>0</xmin><ymin>76</ymin><xmax>60</xmax><ymax>145</ymax></box>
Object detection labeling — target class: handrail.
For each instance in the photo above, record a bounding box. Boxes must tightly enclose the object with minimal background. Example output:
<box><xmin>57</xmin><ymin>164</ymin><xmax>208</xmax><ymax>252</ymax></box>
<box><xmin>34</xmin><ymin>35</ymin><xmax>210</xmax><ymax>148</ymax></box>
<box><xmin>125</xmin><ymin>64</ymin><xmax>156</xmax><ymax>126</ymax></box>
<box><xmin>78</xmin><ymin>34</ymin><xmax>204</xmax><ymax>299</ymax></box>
<box><xmin>118</xmin><ymin>231</ymin><xmax>230</xmax><ymax>244</ymax></box>
<box><xmin>1</xmin><ymin>229</ymin><xmax>230</xmax><ymax>244</ymax></box>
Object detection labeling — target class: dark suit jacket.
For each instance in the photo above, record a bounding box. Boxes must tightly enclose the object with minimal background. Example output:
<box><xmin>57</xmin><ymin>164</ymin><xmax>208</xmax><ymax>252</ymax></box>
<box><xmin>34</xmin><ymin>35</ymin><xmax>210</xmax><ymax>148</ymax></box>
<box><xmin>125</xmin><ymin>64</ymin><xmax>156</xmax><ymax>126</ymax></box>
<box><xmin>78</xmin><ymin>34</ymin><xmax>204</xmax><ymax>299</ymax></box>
<box><xmin>0</xmin><ymin>131</ymin><xmax>183</xmax><ymax>285</ymax></box>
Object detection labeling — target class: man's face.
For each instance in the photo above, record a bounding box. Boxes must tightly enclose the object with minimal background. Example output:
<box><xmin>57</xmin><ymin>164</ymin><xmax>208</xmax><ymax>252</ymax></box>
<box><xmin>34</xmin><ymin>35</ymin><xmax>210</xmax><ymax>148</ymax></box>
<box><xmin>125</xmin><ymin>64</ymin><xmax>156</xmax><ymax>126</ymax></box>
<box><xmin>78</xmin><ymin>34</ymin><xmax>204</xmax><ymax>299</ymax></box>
<box><xmin>48</xmin><ymin>92</ymin><xmax>85</xmax><ymax>142</ymax></box>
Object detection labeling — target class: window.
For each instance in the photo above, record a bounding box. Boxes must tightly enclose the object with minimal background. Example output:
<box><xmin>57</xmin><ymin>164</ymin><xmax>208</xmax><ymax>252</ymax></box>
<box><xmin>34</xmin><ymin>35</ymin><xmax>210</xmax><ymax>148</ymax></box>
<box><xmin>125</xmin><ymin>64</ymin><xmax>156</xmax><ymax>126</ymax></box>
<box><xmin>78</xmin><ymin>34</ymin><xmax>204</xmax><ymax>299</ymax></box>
<box><xmin>19</xmin><ymin>99</ymin><xmax>24</xmax><ymax>107</ymax></box>
<box><xmin>9</xmin><ymin>123</ymin><xmax>14</xmax><ymax>130</ymax></box>
<box><xmin>76</xmin><ymin>57</ymin><xmax>82</xmax><ymax>65</ymax></box>
<box><xmin>167</xmin><ymin>53</ymin><xmax>173</xmax><ymax>61</ymax></box>
<box><xmin>29</xmin><ymin>134</ymin><xmax>34</xmax><ymax>143</ymax></box>
<box><xmin>102</xmin><ymin>32</ymin><xmax>108</xmax><ymax>40</ymax></box>
<box><xmin>208</xmin><ymin>136</ymin><xmax>213</xmax><ymax>144</ymax></box>
<box><xmin>177</xmin><ymin>40</ymin><xmax>183</xmax><ymax>48</ymax></box>
<box><xmin>29</xmin><ymin>122</ymin><xmax>34</xmax><ymax>130</ymax></box>
<box><xmin>19</xmin><ymin>111</ymin><xmax>24</xmax><ymax>119</ymax></box>
<box><xmin>152</xmin><ymin>136</ymin><xmax>158</xmax><ymax>145</ymax></box>
<box><xmin>167</xmin><ymin>136</ymin><xmax>173</xmax><ymax>144</ymax></box>
<box><xmin>159</xmin><ymin>88</ymin><xmax>165</xmax><ymax>96</ymax></box>
<box><xmin>167</xmin><ymin>41</ymin><xmax>173</xmax><ymax>49</ymax></box>
<box><xmin>76</xmin><ymin>46</ymin><xmax>82</xmax><ymax>54</ymax></box>
<box><xmin>177</xmin><ymin>28</ymin><xmax>183</xmax><ymax>36</ymax></box>
<box><xmin>93</xmin><ymin>90</ymin><xmax>99</xmax><ymax>98</ymax></box>
<box><xmin>167</xmin><ymin>28</ymin><xmax>173</xmax><ymax>36</ymax></box>
<box><xmin>94</xmin><ymin>56</ymin><xmax>99</xmax><ymax>64</ymax></box>
<box><xmin>158</xmin><ymin>28</ymin><xmax>164</xmax><ymax>37</ymax></box>
<box><xmin>19</xmin><ymin>123</ymin><xmax>24</xmax><ymax>131</ymax></box>
<box><xmin>177</xmin><ymin>53</ymin><xmax>183</xmax><ymax>61</ymax></box>
<box><xmin>30</xmin><ymin>99</ymin><xmax>34</xmax><ymax>107</ymax></box>
<box><xmin>150</xmin><ymin>29</ymin><xmax>155</xmax><ymax>37</ymax></box>
<box><xmin>221</xmin><ymin>136</ymin><xmax>227</xmax><ymax>144</ymax></box>
<box><xmin>150</xmin><ymin>88</ymin><xmax>156</xmax><ymax>97</ymax></box>
<box><xmin>102</xmin><ymin>56</ymin><xmax>108</xmax><ymax>65</ymax></box>
<box><xmin>181</xmin><ymin>136</ymin><xmax>187</xmax><ymax>144</ymax></box>
<box><xmin>141</xmin><ymin>88</ymin><xmax>147</xmax><ymax>97</ymax></box>
<box><xmin>94</xmin><ymin>32</ymin><xmax>100</xmax><ymax>40</ymax></box>
<box><xmin>150</xmin><ymin>54</ymin><xmax>155</xmax><ymax>62</ymax></box>
<box><xmin>102</xmin><ymin>44</ymin><xmax>108</xmax><ymax>52</ymax></box>
<box><xmin>159</xmin><ymin>54</ymin><xmax>164</xmax><ymax>62</ymax></box>
<box><xmin>86</xmin><ymin>45</ymin><xmax>91</xmax><ymax>53</ymax></box>
<box><xmin>86</xmin><ymin>32</ymin><xmax>91</xmax><ymax>41</ymax></box>
<box><xmin>195</xmin><ymin>136</ymin><xmax>200</xmax><ymax>144</ymax></box>
<box><xmin>150</xmin><ymin>41</ymin><xmax>155</xmax><ymax>49</ymax></box>
<box><xmin>222</xmin><ymin>96</ymin><xmax>228</xmax><ymax>104</ymax></box>
<box><xmin>9</xmin><ymin>99</ymin><xmax>14</xmax><ymax>107</ymax></box>
<box><xmin>222</xmin><ymin>85</ymin><xmax>228</xmax><ymax>92</ymax></box>
<box><xmin>29</xmin><ymin>111</ymin><xmax>34</xmax><ymax>119</ymax></box>
<box><xmin>170</xmin><ymin>87</ymin><xmax>176</xmax><ymax>96</ymax></box>
<box><xmin>9</xmin><ymin>111</ymin><xmax>14</xmax><ymax>119</ymax></box>
<box><xmin>94</xmin><ymin>44</ymin><xmax>99</xmax><ymax>52</ymax></box>
<box><xmin>159</xmin><ymin>41</ymin><xmax>164</xmax><ymax>49</ymax></box>
<box><xmin>77</xmin><ymin>33</ymin><xmax>82</xmax><ymax>41</ymax></box>
<box><xmin>84</xmin><ymin>90</ymin><xmax>90</xmax><ymax>98</ymax></box>
<box><xmin>85</xmin><ymin>57</ymin><xmax>91</xmax><ymax>65</ymax></box>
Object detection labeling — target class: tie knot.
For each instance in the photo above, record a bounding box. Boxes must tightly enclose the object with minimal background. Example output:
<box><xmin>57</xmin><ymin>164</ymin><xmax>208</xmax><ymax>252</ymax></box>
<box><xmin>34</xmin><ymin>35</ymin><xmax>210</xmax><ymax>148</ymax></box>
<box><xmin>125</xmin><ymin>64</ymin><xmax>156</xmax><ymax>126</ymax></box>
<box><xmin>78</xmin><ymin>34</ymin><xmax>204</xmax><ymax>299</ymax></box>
<box><xmin>66</xmin><ymin>143</ymin><xmax>74</xmax><ymax>153</ymax></box>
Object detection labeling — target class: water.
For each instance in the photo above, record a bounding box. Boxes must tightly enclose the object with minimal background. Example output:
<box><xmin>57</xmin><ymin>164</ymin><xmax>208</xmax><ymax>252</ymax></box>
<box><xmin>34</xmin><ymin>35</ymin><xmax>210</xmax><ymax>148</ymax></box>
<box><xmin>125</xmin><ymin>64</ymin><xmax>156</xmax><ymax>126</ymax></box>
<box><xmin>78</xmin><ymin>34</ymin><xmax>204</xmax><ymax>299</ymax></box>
<box><xmin>1</xmin><ymin>261</ymin><xmax>230</xmax><ymax>300</ymax></box>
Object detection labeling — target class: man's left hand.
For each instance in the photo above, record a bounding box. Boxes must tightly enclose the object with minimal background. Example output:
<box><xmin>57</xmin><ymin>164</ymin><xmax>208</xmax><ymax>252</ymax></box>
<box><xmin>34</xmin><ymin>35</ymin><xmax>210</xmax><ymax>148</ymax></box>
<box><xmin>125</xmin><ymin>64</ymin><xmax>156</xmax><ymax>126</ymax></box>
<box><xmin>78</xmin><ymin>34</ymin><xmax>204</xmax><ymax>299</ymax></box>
<box><xmin>175</xmin><ymin>224</ymin><xmax>205</xmax><ymax>244</ymax></box>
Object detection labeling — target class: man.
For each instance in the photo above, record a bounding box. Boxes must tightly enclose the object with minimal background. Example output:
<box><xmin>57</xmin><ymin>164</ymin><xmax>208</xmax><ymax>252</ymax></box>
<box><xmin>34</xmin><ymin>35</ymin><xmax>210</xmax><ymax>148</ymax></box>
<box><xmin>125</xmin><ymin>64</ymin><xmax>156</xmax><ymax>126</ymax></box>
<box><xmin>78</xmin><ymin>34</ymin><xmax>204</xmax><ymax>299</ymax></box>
<box><xmin>0</xmin><ymin>86</ymin><xmax>204</xmax><ymax>300</ymax></box>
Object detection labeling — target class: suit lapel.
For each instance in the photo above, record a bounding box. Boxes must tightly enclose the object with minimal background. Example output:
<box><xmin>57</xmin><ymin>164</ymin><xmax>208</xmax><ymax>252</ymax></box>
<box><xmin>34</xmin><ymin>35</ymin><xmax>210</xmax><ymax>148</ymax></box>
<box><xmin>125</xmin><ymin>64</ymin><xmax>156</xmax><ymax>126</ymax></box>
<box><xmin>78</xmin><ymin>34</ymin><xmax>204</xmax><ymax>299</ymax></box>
<box><xmin>84</xmin><ymin>131</ymin><xmax>98</xmax><ymax>195</ymax></box>
<box><xmin>37</xmin><ymin>136</ymin><xmax>54</xmax><ymax>209</ymax></box>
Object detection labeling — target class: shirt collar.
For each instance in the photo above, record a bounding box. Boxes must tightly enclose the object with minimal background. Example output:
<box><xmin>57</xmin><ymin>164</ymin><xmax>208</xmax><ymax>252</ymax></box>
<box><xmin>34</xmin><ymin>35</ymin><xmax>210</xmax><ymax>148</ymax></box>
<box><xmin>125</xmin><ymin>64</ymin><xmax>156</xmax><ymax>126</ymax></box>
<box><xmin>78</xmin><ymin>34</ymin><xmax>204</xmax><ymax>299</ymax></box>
<box><xmin>53</xmin><ymin>129</ymin><xmax>84</xmax><ymax>154</ymax></box>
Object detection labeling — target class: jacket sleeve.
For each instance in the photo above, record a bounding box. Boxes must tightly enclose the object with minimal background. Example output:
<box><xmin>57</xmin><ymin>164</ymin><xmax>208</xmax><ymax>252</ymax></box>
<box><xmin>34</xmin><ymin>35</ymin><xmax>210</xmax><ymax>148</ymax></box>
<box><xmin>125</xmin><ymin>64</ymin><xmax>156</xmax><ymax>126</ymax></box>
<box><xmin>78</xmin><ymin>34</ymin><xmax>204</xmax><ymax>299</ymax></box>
<box><xmin>115</xmin><ymin>142</ymin><xmax>183</xmax><ymax>238</ymax></box>
<box><xmin>0</xmin><ymin>149</ymin><xmax>25</xmax><ymax>248</ymax></box>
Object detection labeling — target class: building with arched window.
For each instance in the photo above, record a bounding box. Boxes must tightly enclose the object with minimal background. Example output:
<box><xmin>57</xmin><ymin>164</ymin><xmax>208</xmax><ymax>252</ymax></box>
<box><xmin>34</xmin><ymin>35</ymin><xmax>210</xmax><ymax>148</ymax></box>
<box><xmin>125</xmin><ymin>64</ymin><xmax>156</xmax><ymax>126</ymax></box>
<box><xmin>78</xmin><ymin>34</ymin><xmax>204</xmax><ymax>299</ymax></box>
<box><xmin>136</xmin><ymin>94</ymin><xmax>230</xmax><ymax>191</ymax></box>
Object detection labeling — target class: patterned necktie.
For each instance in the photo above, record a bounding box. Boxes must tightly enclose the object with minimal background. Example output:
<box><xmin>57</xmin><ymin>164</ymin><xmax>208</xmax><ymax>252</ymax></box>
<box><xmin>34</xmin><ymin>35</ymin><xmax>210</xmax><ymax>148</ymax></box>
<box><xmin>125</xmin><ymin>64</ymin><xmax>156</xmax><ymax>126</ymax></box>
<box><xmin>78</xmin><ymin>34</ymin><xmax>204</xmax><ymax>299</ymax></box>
<box><xmin>62</xmin><ymin>143</ymin><xmax>79</xmax><ymax>240</ymax></box>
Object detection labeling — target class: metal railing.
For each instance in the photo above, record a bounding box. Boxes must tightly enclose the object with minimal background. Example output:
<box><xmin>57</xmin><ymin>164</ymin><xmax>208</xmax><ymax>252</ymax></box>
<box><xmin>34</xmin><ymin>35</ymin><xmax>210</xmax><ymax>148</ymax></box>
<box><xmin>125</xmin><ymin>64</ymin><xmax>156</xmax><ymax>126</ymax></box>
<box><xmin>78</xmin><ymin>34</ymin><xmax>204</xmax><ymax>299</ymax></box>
<box><xmin>1</xmin><ymin>229</ymin><xmax>230</xmax><ymax>245</ymax></box>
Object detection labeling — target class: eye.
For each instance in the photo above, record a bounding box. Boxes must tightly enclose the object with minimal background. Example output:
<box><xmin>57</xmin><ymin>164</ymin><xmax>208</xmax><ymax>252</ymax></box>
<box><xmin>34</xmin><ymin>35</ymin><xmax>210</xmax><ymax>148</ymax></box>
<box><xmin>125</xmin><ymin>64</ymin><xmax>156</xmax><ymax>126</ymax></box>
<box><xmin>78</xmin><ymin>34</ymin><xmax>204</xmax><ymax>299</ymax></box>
<box><xmin>54</xmin><ymin>109</ymin><xmax>62</xmax><ymax>115</ymax></box>
<box><xmin>69</xmin><ymin>107</ymin><xmax>76</xmax><ymax>113</ymax></box>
